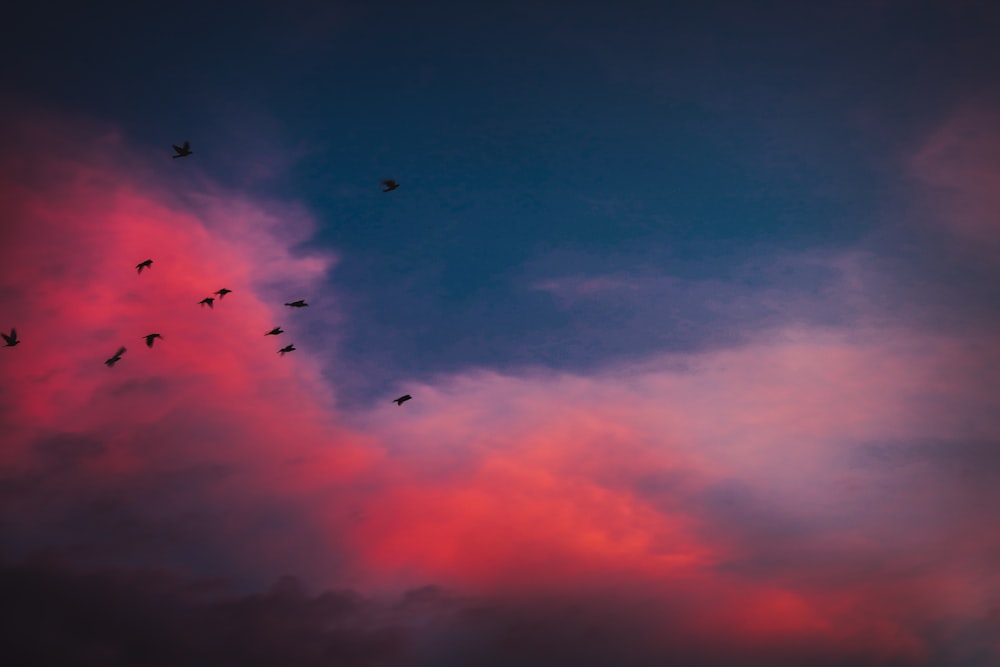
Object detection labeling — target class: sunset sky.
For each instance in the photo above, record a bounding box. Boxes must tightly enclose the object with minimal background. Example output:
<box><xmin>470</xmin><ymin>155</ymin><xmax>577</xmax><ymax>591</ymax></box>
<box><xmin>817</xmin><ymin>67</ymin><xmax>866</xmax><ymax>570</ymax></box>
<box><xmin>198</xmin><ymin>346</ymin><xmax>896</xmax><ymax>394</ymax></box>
<box><xmin>2</xmin><ymin>1</ymin><xmax>1000</xmax><ymax>665</ymax></box>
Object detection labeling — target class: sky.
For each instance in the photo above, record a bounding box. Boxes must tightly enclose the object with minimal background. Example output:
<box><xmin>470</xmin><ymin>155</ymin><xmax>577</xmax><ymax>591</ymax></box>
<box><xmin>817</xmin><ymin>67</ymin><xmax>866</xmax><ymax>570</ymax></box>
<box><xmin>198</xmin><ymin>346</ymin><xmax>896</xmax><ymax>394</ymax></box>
<box><xmin>1</xmin><ymin>1</ymin><xmax>1000</xmax><ymax>665</ymax></box>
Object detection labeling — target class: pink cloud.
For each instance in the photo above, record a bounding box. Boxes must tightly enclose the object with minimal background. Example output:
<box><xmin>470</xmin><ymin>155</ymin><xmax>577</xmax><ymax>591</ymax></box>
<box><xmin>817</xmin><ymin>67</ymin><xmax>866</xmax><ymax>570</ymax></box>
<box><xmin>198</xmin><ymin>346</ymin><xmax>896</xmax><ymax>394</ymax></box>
<box><xmin>2</xmin><ymin>104</ymin><xmax>999</xmax><ymax>663</ymax></box>
<box><xmin>0</xmin><ymin>106</ymin><xmax>378</xmax><ymax>582</ymax></box>
<box><xmin>532</xmin><ymin>275</ymin><xmax>642</xmax><ymax>301</ymax></box>
<box><xmin>910</xmin><ymin>101</ymin><xmax>1000</xmax><ymax>249</ymax></box>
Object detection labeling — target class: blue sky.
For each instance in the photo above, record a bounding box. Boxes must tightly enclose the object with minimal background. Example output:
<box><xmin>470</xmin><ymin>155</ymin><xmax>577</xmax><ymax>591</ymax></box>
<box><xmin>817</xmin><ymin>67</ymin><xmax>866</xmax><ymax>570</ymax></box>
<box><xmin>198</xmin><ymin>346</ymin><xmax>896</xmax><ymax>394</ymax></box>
<box><xmin>12</xmin><ymin>1</ymin><xmax>1000</xmax><ymax>407</ymax></box>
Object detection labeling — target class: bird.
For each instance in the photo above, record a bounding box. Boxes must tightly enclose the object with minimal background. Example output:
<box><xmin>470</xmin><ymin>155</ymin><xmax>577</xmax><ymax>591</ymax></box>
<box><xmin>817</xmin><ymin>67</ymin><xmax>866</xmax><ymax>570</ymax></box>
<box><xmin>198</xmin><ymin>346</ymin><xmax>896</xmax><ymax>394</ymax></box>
<box><xmin>278</xmin><ymin>344</ymin><xmax>296</xmax><ymax>356</ymax></box>
<box><xmin>2</xmin><ymin>328</ymin><xmax>19</xmax><ymax>347</ymax></box>
<box><xmin>393</xmin><ymin>394</ymin><xmax>412</xmax><ymax>406</ymax></box>
<box><xmin>105</xmin><ymin>346</ymin><xmax>126</xmax><ymax>367</ymax></box>
<box><xmin>198</xmin><ymin>297</ymin><xmax>215</xmax><ymax>309</ymax></box>
<box><xmin>143</xmin><ymin>333</ymin><xmax>163</xmax><ymax>348</ymax></box>
<box><xmin>284</xmin><ymin>300</ymin><xmax>308</xmax><ymax>308</ymax></box>
<box><xmin>381</xmin><ymin>179</ymin><xmax>400</xmax><ymax>192</ymax></box>
<box><xmin>265</xmin><ymin>327</ymin><xmax>283</xmax><ymax>336</ymax></box>
<box><xmin>136</xmin><ymin>259</ymin><xmax>153</xmax><ymax>274</ymax></box>
<box><xmin>214</xmin><ymin>288</ymin><xmax>232</xmax><ymax>299</ymax></box>
<box><xmin>172</xmin><ymin>141</ymin><xmax>193</xmax><ymax>158</ymax></box>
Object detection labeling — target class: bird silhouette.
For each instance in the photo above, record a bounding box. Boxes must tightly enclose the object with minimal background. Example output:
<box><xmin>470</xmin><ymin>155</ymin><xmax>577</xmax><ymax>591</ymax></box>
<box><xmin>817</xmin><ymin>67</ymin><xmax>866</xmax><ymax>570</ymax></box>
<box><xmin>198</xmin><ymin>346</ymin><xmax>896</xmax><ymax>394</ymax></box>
<box><xmin>278</xmin><ymin>344</ymin><xmax>296</xmax><ymax>356</ymax></box>
<box><xmin>265</xmin><ymin>327</ymin><xmax>283</xmax><ymax>336</ymax></box>
<box><xmin>136</xmin><ymin>259</ymin><xmax>153</xmax><ymax>274</ymax></box>
<box><xmin>393</xmin><ymin>394</ymin><xmax>412</xmax><ymax>406</ymax></box>
<box><xmin>284</xmin><ymin>300</ymin><xmax>308</xmax><ymax>308</ymax></box>
<box><xmin>199</xmin><ymin>297</ymin><xmax>215</xmax><ymax>309</ymax></box>
<box><xmin>105</xmin><ymin>346</ymin><xmax>126</xmax><ymax>367</ymax></box>
<box><xmin>214</xmin><ymin>288</ymin><xmax>232</xmax><ymax>299</ymax></box>
<box><xmin>143</xmin><ymin>333</ymin><xmax>163</xmax><ymax>348</ymax></box>
<box><xmin>172</xmin><ymin>141</ymin><xmax>193</xmax><ymax>158</ymax></box>
<box><xmin>381</xmin><ymin>179</ymin><xmax>400</xmax><ymax>192</ymax></box>
<box><xmin>2</xmin><ymin>328</ymin><xmax>19</xmax><ymax>347</ymax></box>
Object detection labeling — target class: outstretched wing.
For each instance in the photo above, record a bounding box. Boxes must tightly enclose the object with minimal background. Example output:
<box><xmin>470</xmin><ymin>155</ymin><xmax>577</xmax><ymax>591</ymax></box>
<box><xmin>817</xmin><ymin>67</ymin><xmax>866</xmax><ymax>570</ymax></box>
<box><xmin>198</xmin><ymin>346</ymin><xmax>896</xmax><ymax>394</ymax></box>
<box><xmin>172</xmin><ymin>144</ymin><xmax>184</xmax><ymax>153</ymax></box>
<box><xmin>115</xmin><ymin>346</ymin><xmax>127</xmax><ymax>357</ymax></box>
<box><xmin>1</xmin><ymin>331</ymin><xmax>12</xmax><ymax>344</ymax></box>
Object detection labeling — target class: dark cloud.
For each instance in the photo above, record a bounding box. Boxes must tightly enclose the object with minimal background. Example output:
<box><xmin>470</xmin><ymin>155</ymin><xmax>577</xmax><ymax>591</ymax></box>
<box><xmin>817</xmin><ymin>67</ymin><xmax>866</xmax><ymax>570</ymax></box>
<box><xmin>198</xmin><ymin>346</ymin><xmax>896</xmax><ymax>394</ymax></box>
<box><xmin>0</xmin><ymin>556</ymin><xmax>949</xmax><ymax>667</ymax></box>
<box><xmin>693</xmin><ymin>478</ymin><xmax>822</xmax><ymax>549</ymax></box>
<box><xmin>0</xmin><ymin>431</ymin><xmax>241</xmax><ymax>570</ymax></box>
<box><xmin>105</xmin><ymin>376</ymin><xmax>173</xmax><ymax>400</ymax></box>
<box><xmin>855</xmin><ymin>438</ymin><xmax>1000</xmax><ymax>479</ymax></box>
<box><xmin>33</xmin><ymin>432</ymin><xmax>107</xmax><ymax>469</ymax></box>
<box><xmin>0</xmin><ymin>557</ymin><xmax>406</xmax><ymax>667</ymax></box>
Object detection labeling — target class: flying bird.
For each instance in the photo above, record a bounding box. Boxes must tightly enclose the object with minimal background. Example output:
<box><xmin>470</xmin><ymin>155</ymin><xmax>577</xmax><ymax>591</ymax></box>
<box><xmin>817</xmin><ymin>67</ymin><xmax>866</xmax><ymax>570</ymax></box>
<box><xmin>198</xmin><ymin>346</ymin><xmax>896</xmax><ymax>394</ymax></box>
<box><xmin>284</xmin><ymin>300</ymin><xmax>308</xmax><ymax>308</ymax></box>
<box><xmin>198</xmin><ymin>297</ymin><xmax>215</xmax><ymax>309</ymax></box>
<box><xmin>214</xmin><ymin>288</ymin><xmax>232</xmax><ymax>299</ymax></box>
<box><xmin>172</xmin><ymin>141</ymin><xmax>193</xmax><ymax>158</ymax></box>
<box><xmin>143</xmin><ymin>333</ymin><xmax>163</xmax><ymax>348</ymax></box>
<box><xmin>381</xmin><ymin>179</ymin><xmax>400</xmax><ymax>192</ymax></box>
<box><xmin>278</xmin><ymin>344</ymin><xmax>296</xmax><ymax>356</ymax></box>
<box><xmin>2</xmin><ymin>328</ymin><xmax>19</xmax><ymax>347</ymax></box>
<box><xmin>136</xmin><ymin>259</ymin><xmax>153</xmax><ymax>274</ymax></box>
<box><xmin>393</xmin><ymin>394</ymin><xmax>412</xmax><ymax>406</ymax></box>
<box><xmin>265</xmin><ymin>327</ymin><xmax>283</xmax><ymax>336</ymax></box>
<box><xmin>105</xmin><ymin>346</ymin><xmax>126</xmax><ymax>367</ymax></box>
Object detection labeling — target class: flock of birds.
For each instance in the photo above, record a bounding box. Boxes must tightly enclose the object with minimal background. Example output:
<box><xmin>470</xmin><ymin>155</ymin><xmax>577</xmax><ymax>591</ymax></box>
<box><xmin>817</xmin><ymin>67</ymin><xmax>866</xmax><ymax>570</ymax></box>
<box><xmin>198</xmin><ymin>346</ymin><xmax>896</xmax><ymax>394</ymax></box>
<box><xmin>2</xmin><ymin>141</ymin><xmax>414</xmax><ymax>408</ymax></box>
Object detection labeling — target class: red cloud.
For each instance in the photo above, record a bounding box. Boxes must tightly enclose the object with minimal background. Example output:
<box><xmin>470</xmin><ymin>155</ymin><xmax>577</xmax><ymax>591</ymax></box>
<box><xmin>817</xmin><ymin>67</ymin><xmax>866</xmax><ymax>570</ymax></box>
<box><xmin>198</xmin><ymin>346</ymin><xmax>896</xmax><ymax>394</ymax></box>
<box><xmin>2</xmin><ymin>104</ymin><xmax>999</xmax><ymax>664</ymax></box>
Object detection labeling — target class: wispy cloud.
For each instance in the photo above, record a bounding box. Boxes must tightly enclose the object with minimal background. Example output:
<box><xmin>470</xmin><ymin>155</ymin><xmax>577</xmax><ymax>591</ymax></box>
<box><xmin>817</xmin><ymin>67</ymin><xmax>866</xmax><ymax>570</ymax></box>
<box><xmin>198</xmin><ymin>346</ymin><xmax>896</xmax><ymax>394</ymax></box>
<box><xmin>910</xmin><ymin>99</ymin><xmax>1000</xmax><ymax>252</ymax></box>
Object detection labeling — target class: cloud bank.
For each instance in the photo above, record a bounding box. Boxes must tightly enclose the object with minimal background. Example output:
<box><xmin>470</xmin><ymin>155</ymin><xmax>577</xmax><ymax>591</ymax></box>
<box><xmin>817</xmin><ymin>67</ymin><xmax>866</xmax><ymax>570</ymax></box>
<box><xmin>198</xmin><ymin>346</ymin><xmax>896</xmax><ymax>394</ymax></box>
<box><xmin>2</xmin><ymin>101</ymin><xmax>999</xmax><ymax>665</ymax></box>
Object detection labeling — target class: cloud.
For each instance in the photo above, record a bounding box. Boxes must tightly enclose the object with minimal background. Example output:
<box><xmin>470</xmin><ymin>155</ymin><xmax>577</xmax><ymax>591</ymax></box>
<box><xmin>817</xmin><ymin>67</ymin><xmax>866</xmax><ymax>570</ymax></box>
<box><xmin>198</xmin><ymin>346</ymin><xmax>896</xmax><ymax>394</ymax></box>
<box><xmin>910</xmin><ymin>100</ymin><xmax>1000</xmax><ymax>251</ymax></box>
<box><xmin>0</xmin><ymin>103</ymin><xmax>375</xmax><ymax>585</ymax></box>
<box><xmin>2</xmin><ymin>102</ymin><xmax>1000</xmax><ymax>665</ymax></box>
<box><xmin>5</xmin><ymin>552</ymin><xmax>993</xmax><ymax>667</ymax></box>
<box><xmin>0</xmin><ymin>557</ymin><xmax>408</xmax><ymax>667</ymax></box>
